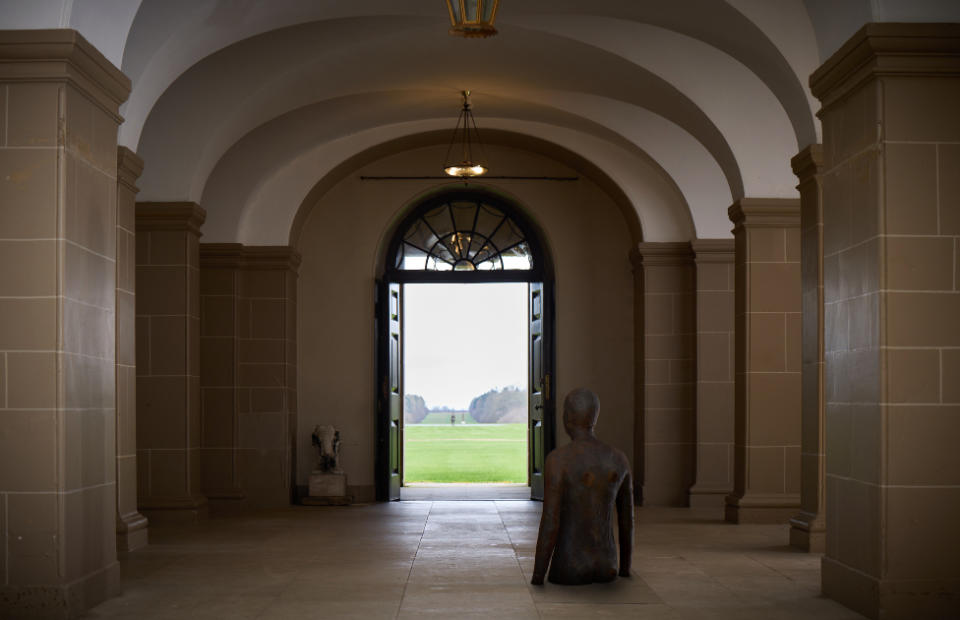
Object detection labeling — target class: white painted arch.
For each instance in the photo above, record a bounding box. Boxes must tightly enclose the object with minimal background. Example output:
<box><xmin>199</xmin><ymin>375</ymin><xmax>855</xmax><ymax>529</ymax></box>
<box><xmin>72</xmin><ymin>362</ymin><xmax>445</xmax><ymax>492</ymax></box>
<box><xmin>209</xmin><ymin>117</ymin><xmax>699</xmax><ymax>246</ymax></box>
<box><xmin>6</xmin><ymin>0</ymin><xmax>957</xmax><ymax>247</ymax></box>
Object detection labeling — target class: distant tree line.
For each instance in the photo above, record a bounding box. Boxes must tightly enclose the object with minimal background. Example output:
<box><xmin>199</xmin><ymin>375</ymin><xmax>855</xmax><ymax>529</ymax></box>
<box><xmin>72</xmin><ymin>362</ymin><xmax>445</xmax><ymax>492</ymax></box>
<box><xmin>468</xmin><ymin>386</ymin><xmax>526</xmax><ymax>423</ymax></box>
<box><xmin>405</xmin><ymin>387</ymin><xmax>527</xmax><ymax>424</ymax></box>
<box><xmin>404</xmin><ymin>394</ymin><xmax>429</xmax><ymax>424</ymax></box>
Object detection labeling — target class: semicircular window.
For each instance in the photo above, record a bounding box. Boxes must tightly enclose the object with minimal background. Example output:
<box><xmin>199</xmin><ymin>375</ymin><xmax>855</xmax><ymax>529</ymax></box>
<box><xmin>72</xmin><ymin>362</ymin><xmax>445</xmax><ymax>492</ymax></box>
<box><xmin>395</xmin><ymin>201</ymin><xmax>533</xmax><ymax>271</ymax></box>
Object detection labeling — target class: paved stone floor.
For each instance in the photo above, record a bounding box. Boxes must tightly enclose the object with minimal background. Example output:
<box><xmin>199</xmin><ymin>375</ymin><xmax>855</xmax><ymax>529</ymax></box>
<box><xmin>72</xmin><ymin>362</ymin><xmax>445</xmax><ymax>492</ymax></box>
<box><xmin>85</xmin><ymin>502</ymin><xmax>866</xmax><ymax>619</ymax></box>
<box><xmin>400</xmin><ymin>483</ymin><xmax>530</xmax><ymax>500</ymax></box>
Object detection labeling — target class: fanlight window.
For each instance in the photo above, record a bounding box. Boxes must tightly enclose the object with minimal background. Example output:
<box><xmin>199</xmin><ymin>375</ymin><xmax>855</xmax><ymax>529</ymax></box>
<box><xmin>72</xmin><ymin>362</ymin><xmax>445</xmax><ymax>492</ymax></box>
<box><xmin>395</xmin><ymin>201</ymin><xmax>533</xmax><ymax>271</ymax></box>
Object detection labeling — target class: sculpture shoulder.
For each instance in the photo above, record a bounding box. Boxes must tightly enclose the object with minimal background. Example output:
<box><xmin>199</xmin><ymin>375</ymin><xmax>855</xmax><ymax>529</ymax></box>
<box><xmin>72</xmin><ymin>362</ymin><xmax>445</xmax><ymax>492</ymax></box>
<box><xmin>612</xmin><ymin>446</ymin><xmax>631</xmax><ymax>473</ymax></box>
<box><xmin>545</xmin><ymin>444</ymin><xmax>570</xmax><ymax>465</ymax></box>
<box><xmin>596</xmin><ymin>442</ymin><xmax>630</xmax><ymax>472</ymax></box>
<box><xmin>544</xmin><ymin>442</ymin><xmax>578</xmax><ymax>473</ymax></box>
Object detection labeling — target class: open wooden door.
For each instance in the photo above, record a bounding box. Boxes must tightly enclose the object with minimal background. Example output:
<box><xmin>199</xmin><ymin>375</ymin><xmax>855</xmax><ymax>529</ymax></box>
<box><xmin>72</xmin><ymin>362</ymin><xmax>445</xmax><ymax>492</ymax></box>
<box><xmin>529</xmin><ymin>281</ymin><xmax>551</xmax><ymax>500</ymax></box>
<box><xmin>375</xmin><ymin>281</ymin><xmax>402</xmax><ymax>501</ymax></box>
<box><xmin>378</xmin><ymin>190</ymin><xmax>555</xmax><ymax>501</ymax></box>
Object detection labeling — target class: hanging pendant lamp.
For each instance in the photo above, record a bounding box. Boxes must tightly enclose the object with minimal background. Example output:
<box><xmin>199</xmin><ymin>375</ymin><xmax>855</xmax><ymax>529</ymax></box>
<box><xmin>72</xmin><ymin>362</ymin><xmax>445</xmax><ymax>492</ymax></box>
<box><xmin>443</xmin><ymin>90</ymin><xmax>488</xmax><ymax>178</ymax></box>
<box><xmin>445</xmin><ymin>0</ymin><xmax>500</xmax><ymax>38</ymax></box>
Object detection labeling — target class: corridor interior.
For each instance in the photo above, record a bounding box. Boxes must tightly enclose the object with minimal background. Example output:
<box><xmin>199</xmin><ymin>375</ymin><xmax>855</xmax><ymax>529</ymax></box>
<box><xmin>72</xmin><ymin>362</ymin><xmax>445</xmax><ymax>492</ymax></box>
<box><xmin>86</xmin><ymin>503</ymin><xmax>865</xmax><ymax>619</ymax></box>
<box><xmin>0</xmin><ymin>5</ymin><xmax>958</xmax><ymax>620</ymax></box>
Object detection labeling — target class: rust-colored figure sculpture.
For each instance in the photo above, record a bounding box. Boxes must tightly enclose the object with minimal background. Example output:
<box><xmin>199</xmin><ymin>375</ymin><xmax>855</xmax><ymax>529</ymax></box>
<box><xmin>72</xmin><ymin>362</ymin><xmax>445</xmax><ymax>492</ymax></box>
<box><xmin>531</xmin><ymin>388</ymin><xmax>633</xmax><ymax>585</ymax></box>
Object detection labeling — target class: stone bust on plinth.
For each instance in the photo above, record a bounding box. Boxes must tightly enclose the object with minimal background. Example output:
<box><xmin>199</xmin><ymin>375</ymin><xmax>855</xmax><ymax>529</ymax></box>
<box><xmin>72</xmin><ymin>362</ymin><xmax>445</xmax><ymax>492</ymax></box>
<box><xmin>303</xmin><ymin>424</ymin><xmax>351</xmax><ymax>505</ymax></box>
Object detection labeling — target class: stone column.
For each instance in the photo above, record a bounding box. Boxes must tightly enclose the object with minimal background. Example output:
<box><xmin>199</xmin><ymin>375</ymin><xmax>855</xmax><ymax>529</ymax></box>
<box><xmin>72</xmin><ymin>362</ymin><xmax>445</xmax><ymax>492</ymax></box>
<box><xmin>0</xmin><ymin>30</ymin><xmax>129</xmax><ymax>616</ymax></box>
<box><xmin>688</xmin><ymin>240</ymin><xmax>735</xmax><ymax>510</ymax></box>
<box><xmin>198</xmin><ymin>244</ymin><xmax>244</xmax><ymax>502</ymax></box>
<box><xmin>198</xmin><ymin>244</ymin><xmax>300</xmax><ymax>509</ymax></box>
<box><xmin>789</xmin><ymin>145</ymin><xmax>826</xmax><ymax>552</ymax></box>
<box><xmin>630</xmin><ymin>250</ymin><xmax>644</xmax><ymax>504</ymax></box>
<box><xmin>725</xmin><ymin>199</ymin><xmax>801</xmax><ymax>523</ymax></box>
<box><xmin>635</xmin><ymin>243</ymin><xmax>695</xmax><ymax>506</ymax></box>
<box><xmin>237</xmin><ymin>248</ymin><xmax>300</xmax><ymax>507</ymax></box>
<box><xmin>135</xmin><ymin>203</ymin><xmax>207</xmax><ymax>519</ymax></box>
<box><xmin>115</xmin><ymin>147</ymin><xmax>148</xmax><ymax>551</ymax></box>
<box><xmin>810</xmin><ymin>24</ymin><xmax>960</xmax><ymax>618</ymax></box>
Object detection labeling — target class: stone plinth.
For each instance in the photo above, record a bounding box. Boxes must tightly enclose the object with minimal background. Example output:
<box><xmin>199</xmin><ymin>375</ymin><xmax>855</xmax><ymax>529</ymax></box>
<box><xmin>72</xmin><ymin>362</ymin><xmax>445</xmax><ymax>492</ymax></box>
<box><xmin>303</xmin><ymin>472</ymin><xmax>352</xmax><ymax>506</ymax></box>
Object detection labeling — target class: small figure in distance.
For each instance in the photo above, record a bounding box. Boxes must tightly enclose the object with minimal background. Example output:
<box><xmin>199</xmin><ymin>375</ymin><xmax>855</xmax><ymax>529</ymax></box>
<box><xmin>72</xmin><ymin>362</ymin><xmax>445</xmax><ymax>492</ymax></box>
<box><xmin>531</xmin><ymin>387</ymin><xmax>633</xmax><ymax>586</ymax></box>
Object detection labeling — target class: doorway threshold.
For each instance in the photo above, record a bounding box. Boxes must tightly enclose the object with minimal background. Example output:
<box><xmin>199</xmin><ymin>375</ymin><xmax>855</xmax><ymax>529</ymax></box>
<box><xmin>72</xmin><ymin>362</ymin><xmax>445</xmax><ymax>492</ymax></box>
<box><xmin>400</xmin><ymin>483</ymin><xmax>530</xmax><ymax>501</ymax></box>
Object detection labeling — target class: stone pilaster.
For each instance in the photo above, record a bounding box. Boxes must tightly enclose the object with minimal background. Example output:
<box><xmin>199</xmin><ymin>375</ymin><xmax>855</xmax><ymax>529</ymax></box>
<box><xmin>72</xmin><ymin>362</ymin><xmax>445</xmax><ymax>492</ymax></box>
<box><xmin>811</xmin><ymin>23</ymin><xmax>960</xmax><ymax>619</ymax></box>
<box><xmin>688</xmin><ymin>240</ymin><xmax>735</xmax><ymax>510</ymax></box>
<box><xmin>115</xmin><ymin>147</ymin><xmax>148</xmax><ymax>551</ymax></box>
<box><xmin>789</xmin><ymin>145</ymin><xmax>826</xmax><ymax>552</ymax></box>
<box><xmin>634</xmin><ymin>243</ymin><xmax>695</xmax><ymax>506</ymax></box>
<box><xmin>199</xmin><ymin>244</ymin><xmax>300</xmax><ymax>509</ymax></box>
<box><xmin>725</xmin><ymin>199</ymin><xmax>802</xmax><ymax>523</ymax></box>
<box><xmin>135</xmin><ymin>203</ymin><xmax>207</xmax><ymax>520</ymax></box>
<box><xmin>630</xmin><ymin>250</ymin><xmax>644</xmax><ymax>504</ymax></box>
<box><xmin>198</xmin><ymin>244</ymin><xmax>245</xmax><ymax>503</ymax></box>
<box><xmin>239</xmin><ymin>248</ymin><xmax>300</xmax><ymax>507</ymax></box>
<box><xmin>0</xmin><ymin>29</ymin><xmax>130</xmax><ymax>617</ymax></box>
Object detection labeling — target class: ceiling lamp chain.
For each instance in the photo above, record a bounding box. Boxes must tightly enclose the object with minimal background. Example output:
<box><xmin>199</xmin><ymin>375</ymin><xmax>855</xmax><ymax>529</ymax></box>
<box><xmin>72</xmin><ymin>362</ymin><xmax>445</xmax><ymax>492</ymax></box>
<box><xmin>445</xmin><ymin>0</ymin><xmax>500</xmax><ymax>38</ymax></box>
<box><xmin>443</xmin><ymin>90</ymin><xmax>489</xmax><ymax>178</ymax></box>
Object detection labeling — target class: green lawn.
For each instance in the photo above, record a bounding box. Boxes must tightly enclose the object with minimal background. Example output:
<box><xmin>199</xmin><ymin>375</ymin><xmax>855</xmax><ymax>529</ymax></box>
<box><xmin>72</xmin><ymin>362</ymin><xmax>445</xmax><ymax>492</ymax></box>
<box><xmin>404</xmin><ymin>423</ymin><xmax>527</xmax><ymax>483</ymax></box>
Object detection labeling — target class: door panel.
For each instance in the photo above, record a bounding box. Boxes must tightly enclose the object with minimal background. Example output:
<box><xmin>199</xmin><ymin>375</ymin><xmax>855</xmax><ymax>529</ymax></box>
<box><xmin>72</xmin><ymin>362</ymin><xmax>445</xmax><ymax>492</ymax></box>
<box><xmin>529</xmin><ymin>282</ymin><xmax>546</xmax><ymax>500</ymax></box>
<box><xmin>378</xmin><ymin>279</ymin><xmax>552</xmax><ymax>501</ymax></box>
<box><xmin>387</xmin><ymin>283</ymin><xmax>402</xmax><ymax>499</ymax></box>
<box><xmin>376</xmin><ymin>281</ymin><xmax>403</xmax><ymax>501</ymax></box>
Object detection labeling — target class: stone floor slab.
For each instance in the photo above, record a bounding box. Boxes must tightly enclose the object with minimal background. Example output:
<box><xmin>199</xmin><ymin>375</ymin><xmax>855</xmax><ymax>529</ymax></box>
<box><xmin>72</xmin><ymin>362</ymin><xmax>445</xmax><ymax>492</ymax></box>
<box><xmin>83</xmin><ymin>503</ymin><xmax>867</xmax><ymax>619</ymax></box>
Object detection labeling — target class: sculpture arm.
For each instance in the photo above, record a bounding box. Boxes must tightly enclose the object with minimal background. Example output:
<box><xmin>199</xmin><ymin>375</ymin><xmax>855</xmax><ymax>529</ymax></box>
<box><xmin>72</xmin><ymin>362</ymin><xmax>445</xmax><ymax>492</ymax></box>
<box><xmin>531</xmin><ymin>454</ymin><xmax>562</xmax><ymax>585</ymax></box>
<box><xmin>615</xmin><ymin>467</ymin><xmax>634</xmax><ymax>577</ymax></box>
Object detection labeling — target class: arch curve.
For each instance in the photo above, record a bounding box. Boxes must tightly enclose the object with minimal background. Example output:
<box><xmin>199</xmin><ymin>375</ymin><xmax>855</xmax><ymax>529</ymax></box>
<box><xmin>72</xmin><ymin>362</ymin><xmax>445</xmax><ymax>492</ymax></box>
<box><xmin>289</xmin><ymin>129</ymin><xmax>653</xmax><ymax>255</ymax></box>
<box><xmin>382</xmin><ymin>187</ymin><xmax>554</xmax><ymax>283</ymax></box>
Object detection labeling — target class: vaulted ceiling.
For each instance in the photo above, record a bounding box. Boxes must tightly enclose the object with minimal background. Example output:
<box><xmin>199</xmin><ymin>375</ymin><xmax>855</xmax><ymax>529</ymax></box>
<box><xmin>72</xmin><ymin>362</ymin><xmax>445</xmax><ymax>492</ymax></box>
<box><xmin>4</xmin><ymin>0</ymin><xmax>958</xmax><ymax>243</ymax></box>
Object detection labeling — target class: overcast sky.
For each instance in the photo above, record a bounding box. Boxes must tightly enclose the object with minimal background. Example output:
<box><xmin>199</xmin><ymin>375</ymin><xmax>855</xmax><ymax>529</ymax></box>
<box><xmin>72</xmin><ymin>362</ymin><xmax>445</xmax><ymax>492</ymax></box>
<box><xmin>404</xmin><ymin>283</ymin><xmax>527</xmax><ymax>410</ymax></box>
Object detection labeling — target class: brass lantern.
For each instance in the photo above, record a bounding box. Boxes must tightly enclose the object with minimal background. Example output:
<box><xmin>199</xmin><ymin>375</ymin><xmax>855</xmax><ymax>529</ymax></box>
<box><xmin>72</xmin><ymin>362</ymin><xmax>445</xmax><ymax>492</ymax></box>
<box><xmin>445</xmin><ymin>0</ymin><xmax>500</xmax><ymax>38</ymax></box>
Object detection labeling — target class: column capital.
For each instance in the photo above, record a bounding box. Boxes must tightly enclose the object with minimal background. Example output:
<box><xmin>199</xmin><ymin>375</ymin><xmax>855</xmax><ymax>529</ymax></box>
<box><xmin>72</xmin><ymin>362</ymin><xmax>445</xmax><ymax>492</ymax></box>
<box><xmin>631</xmin><ymin>241</ymin><xmax>694</xmax><ymax>267</ymax></box>
<box><xmin>136</xmin><ymin>202</ymin><xmax>207</xmax><ymax>236</ymax></box>
<box><xmin>791</xmin><ymin>144</ymin><xmax>824</xmax><ymax>184</ymax></box>
<box><xmin>691</xmin><ymin>239</ymin><xmax>734</xmax><ymax>263</ymax></box>
<box><xmin>200</xmin><ymin>243</ymin><xmax>302</xmax><ymax>273</ymax></box>
<box><xmin>810</xmin><ymin>23</ymin><xmax>960</xmax><ymax>108</ymax></box>
<box><xmin>728</xmin><ymin>199</ymin><xmax>800</xmax><ymax>230</ymax></box>
<box><xmin>199</xmin><ymin>243</ymin><xmax>245</xmax><ymax>269</ymax></box>
<box><xmin>0</xmin><ymin>29</ymin><xmax>130</xmax><ymax>116</ymax></box>
<box><xmin>242</xmin><ymin>246</ymin><xmax>302</xmax><ymax>274</ymax></box>
<box><xmin>117</xmin><ymin>147</ymin><xmax>144</xmax><ymax>193</ymax></box>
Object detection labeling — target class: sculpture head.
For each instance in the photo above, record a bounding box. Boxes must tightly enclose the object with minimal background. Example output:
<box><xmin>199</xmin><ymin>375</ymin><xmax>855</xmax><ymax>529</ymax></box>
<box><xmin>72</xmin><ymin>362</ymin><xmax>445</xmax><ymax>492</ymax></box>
<box><xmin>562</xmin><ymin>388</ymin><xmax>599</xmax><ymax>438</ymax></box>
<box><xmin>312</xmin><ymin>424</ymin><xmax>341</xmax><ymax>473</ymax></box>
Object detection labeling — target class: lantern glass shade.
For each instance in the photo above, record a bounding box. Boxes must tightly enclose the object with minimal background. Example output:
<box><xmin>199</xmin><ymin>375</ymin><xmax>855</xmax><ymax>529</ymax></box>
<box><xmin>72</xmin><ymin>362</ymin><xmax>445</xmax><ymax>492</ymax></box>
<box><xmin>444</xmin><ymin>163</ymin><xmax>487</xmax><ymax>178</ymax></box>
<box><xmin>445</xmin><ymin>0</ymin><xmax>500</xmax><ymax>38</ymax></box>
<box><xmin>443</xmin><ymin>91</ymin><xmax>489</xmax><ymax>178</ymax></box>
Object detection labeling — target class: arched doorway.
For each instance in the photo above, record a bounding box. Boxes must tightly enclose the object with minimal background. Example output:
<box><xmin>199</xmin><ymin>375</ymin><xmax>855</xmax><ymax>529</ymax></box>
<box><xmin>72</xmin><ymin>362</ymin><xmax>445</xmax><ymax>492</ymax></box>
<box><xmin>375</xmin><ymin>188</ymin><xmax>556</xmax><ymax>501</ymax></box>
